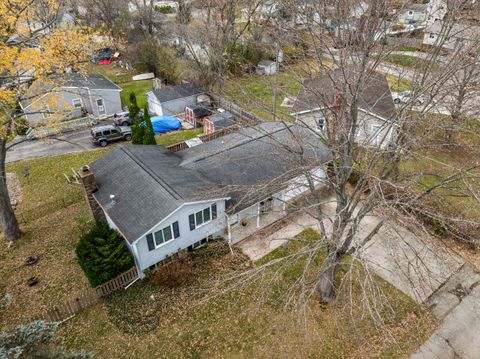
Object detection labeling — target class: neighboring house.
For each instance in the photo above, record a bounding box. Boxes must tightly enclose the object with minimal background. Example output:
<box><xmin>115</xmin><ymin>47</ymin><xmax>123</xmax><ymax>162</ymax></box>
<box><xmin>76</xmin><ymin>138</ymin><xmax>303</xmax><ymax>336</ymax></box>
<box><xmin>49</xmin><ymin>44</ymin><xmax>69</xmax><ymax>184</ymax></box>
<box><xmin>19</xmin><ymin>73</ymin><xmax>122</xmax><ymax>123</ymax></box>
<box><xmin>291</xmin><ymin>68</ymin><xmax>397</xmax><ymax>149</ymax></box>
<box><xmin>256</xmin><ymin>60</ymin><xmax>279</xmax><ymax>76</ymax></box>
<box><xmin>397</xmin><ymin>3</ymin><xmax>428</xmax><ymax>26</ymax></box>
<box><xmin>423</xmin><ymin>21</ymin><xmax>480</xmax><ymax>51</ymax></box>
<box><xmin>425</xmin><ymin>0</ymin><xmax>447</xmax><ymax>26</ymax></box>
<box><xmin>204</xmin><ymin>111</ymin><xmax>236</xmax><ymax>134</ymax></box>
<box><xmin>79</xmin><ymin>122</ymin><xmax>332</xmax><ymax>275</ymax></box>
<box><xmin>184</xmin><ymin>103</ymin><xmax>213</xmax><ymax>128</ymax></box>
<box><xmin>147</xmin><ymin>83</ymin><xmax>204</xmax><ymax>116</ymax></box>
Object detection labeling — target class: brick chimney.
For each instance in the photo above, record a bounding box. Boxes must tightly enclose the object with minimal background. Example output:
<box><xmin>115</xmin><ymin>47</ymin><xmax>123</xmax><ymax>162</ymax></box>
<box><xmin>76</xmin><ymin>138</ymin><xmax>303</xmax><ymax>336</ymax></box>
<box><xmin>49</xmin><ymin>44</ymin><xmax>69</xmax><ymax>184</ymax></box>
<box><xmin>78</xmin><ymin>165</ymin><xmax>106</xmax><ymax>221</ymax></box>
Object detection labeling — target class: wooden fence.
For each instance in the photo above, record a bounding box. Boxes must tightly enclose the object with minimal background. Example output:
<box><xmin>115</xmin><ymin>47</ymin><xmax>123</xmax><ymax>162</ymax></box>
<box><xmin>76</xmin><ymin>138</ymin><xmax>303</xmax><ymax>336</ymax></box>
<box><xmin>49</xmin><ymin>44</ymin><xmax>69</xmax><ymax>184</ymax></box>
<box><xmin>209</xmin><ymin>94</ymin><xmax>263</xmax><ymax>126</ymax></box>
<box><xmin>33</xmin><ymin>266</ymin><xmax>138</xmax><ymax>322</ymax></box>
<box><xmin>166</xmin><ymin>126</ymin><xmax>240</xmax><ymax>153</ymax></box>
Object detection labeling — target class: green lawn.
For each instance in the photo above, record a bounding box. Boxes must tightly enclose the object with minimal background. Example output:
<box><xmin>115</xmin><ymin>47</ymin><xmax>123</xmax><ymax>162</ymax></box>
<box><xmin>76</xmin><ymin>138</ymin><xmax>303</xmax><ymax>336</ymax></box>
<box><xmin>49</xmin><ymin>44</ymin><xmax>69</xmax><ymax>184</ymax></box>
<box><xmin>387</xmin><ymin>75</ymin><xmax>412</xmax><ymax>92</ymax></box>
<box><xmin>59</xmin><ymin>230</ymin><xmax>436</xmax><ymax>358</ymax></box>
<box><xmin>86</xmin><ymin>63</ymin><xmax>138</xmax><ymax>84</ymax></box>
<box><xmin>384</xmin><ymin>54</ymin><xmax>438</xmax><ymax>70</ymax></box>
<box><xmin>155</xmin><ymin>128</ymin><xmax>203</xmax><ymax>147</ymax></box>
<box><xmin>86</xmin><ymin>63</ymin><xmax>153</xmax><ymax>109</ymax></box>
<box><xmin>1</xmin><ymin>150</ymin><xmax>108</xmax><ymax>327</ymax></box>
<box><xmin>119</xmin><ymin>80</ymin><xmax>153</xmax><ymax>109</ymax></box>
<box><xmin>223</xmin><ymin>62</ymin><xmax>316</xmax><ymax>121</ymax></box>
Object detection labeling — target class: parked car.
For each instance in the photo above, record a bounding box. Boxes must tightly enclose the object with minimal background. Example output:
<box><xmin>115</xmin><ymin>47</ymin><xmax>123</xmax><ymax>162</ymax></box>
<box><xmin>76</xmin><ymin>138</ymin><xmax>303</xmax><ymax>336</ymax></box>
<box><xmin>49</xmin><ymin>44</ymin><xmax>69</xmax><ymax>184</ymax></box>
<box><xmin>392</xmin><ymin>90</ymin><xmax>425</xmax><ymax>105</ymax></box>
<box><xmin>112</xmin><ymin>109</ymin><xmax>144</xmax><ymax>127</ymax></box>
<box><xmin>91</xmin><ymin>125</ymin><xmax>132</xmax><ymax>147</ymax></box>
<box><xmin>113</xmin><ymin>111</ymin><xmax>131</xmax><ymax>126</ymax></box>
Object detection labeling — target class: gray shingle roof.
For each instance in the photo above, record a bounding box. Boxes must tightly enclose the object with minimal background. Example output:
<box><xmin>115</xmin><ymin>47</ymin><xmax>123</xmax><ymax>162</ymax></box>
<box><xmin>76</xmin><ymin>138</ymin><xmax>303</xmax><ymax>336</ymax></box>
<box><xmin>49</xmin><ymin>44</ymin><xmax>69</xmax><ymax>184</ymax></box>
<box><xmin>63</xmin><ymin>73</ymin><xmax>121</xmax><ymax>90</ymax></box>
<box><xmin>292</xmin><ymin>68</ymin><xmax>396</xmax><ymax>121</ymax></box>
<box><xmin>207</xmin><ymin>111</ymin><xmax>235</xmax><ymax>129</ymax></box>
<box><xmin>426</xmin><ymin>21</ymin><xmax>480</xmax><ymax>39</ymax></box>
<box><xmin>151</xmin><ymin>83</ymin><xmax>204</xmax><ymax>103</ymax></box>
<box><xmin>91</xmin><ymin>122</ymin><xmax>332</xmax><ymax>243</ymax></box>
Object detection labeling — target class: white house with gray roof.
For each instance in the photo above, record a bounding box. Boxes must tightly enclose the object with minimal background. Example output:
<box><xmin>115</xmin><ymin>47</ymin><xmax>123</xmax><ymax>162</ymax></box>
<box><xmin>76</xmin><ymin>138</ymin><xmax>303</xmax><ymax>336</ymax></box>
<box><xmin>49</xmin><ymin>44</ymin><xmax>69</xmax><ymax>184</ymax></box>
<box><xmin>147</xmin><ymin>83</ymin><xmax>204</xmax><ymax>116</ymax></box>
<box><xmin>397</xmin><ymin>3</ymin><xmax>428</xmax><ymax>26</ymax></box>
<box><xmin>423</xmin><ymin>21</ymin><xmax>480</xmax><ymax>51</ymax></box>
<box><xmin>292</xmin><ymin>68</ymin><xmax>397</xmax><ymax>149</ymax></box>
<box><xmin>20</xmin><ymin>73</ymin><xmax>122</xmax><ymax>123</ymax></box>
<box><xmin>79</xmin><ymin>122</ymin><xmax>332</xmax><ymax>275</ymax></box>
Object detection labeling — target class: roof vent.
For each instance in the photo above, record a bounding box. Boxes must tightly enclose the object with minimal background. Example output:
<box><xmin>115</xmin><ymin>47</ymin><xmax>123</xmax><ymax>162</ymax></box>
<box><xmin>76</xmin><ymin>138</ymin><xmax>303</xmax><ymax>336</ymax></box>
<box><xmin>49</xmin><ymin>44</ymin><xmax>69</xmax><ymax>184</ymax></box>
<box><xmin>110</xmin><ymin>194</ymin><xmax>117</xmax><ymax>205</ymax></box>
<box><xmin>81</xmin><ymin>165</ymin><xmax>90</xmax><ymax>172</ymax></box>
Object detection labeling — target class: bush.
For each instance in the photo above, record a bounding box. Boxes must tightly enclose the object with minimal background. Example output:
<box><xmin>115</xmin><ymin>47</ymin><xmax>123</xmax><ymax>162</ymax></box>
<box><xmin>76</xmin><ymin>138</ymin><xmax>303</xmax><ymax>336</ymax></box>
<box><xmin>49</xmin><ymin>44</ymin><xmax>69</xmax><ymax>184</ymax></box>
<box><xmin>76</xmin><ymin>221</ymin><xmax>134</xmax><ymax>287</ymax></box>
<box><xmin>0</xmin><ymin>320</ymin><xmax>92</xmax><ymax>358</ymax></box>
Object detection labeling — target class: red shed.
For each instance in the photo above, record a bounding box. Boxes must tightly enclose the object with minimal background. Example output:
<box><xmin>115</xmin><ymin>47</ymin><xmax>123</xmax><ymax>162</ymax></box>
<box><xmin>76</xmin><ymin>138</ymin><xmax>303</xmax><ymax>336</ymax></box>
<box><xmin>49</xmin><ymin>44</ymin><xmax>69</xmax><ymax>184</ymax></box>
<box><xmin>184</xmin><ymin>103</ymin><xmax>212</xmax><ymax>128</ymax></box>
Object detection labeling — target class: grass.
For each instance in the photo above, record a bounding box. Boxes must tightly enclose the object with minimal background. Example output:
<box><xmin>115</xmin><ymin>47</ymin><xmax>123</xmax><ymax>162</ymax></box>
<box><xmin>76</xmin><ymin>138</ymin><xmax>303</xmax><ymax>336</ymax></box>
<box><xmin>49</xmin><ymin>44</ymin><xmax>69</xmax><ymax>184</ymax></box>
<box><xmin>396</xmin><ymin>46</ymin><xmax>419</xmax><ymax>52</ymax></box>
<box><xmin>387</xmin><ymin>75</ymin><xmax>412</xmax><ymax>92</ymax></box>
<box><xmin>59</xmin><ymin>230</ymin><xmax>436</xmax><ymax>358</ymax></box>
<box><xmin>155</xmin><ymin>128</ymin><xmax>203</xmax><ymax>147</ymax></box>
<box><xmin>1</xmin><ymin>150</ymin><xmax>108</xmax><ymax>327</ymax></box>
<box><xmin>224</xmin><ymin>59</ymin><xmax>415</xmax><ymax>119</ymax></box>
<box><xmin>223</xmin><ymin>62</ymin><xmax>318</xmax><ymax>121</ymax></box>
<box><xmin>119</xmin><ymin>80</ymin><xmax>153</xmax><ymax>109</ymax></box>
<box><xmin>86</xmin><ymin>63</ymin><xmax>153</xmax><ymax>109</ymax></box>
<box><xmin>383</xmin><ymin>54</ymin><xmax>438</xmax><ymax>70</ymax></box>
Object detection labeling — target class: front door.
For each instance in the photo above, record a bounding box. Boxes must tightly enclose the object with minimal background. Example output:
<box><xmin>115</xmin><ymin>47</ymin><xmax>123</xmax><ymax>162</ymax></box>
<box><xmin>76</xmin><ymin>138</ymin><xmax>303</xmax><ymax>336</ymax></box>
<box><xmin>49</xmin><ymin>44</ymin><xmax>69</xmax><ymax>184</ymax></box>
<box><xmin>96</xmin><ymin>98</ymin><xmax>106</xmax><ymax>117</ymax></box>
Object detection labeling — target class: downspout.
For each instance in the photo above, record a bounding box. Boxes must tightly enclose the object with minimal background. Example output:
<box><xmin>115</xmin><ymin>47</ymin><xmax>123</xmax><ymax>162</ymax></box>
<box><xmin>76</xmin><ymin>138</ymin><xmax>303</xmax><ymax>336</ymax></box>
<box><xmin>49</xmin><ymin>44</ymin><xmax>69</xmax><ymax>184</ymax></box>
<box><xmin>85</xmin><ymin>87</ymin><xmax>95</xmax><ymax>118</ymax></box>
<box><xmin>131</xmin><ymin>242</ymin><xmax>145</xmax><ymax>278</ymax></box>
<box><xmin>257</xmin><ymin>203</ymin><xmax>261</xmax><ymax>228</ymax></box>
<box><xmin>225</xmin><ymin>214</ymin><xmax>234</xmax><ymax>254</ymax></box>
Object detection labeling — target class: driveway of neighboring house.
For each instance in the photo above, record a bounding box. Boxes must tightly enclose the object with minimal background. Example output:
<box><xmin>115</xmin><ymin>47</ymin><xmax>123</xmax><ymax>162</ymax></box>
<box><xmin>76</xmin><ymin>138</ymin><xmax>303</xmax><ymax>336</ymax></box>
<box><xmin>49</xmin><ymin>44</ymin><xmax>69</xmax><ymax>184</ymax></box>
<box><xmin>236</xmin><ymin>198</ymin><xmax>480</xmax><ymax>358</ymax></box>
<box><xmin>6</xmin><ymin>124</ymin><xmax>108</xmax><ymax>163</ymax></box>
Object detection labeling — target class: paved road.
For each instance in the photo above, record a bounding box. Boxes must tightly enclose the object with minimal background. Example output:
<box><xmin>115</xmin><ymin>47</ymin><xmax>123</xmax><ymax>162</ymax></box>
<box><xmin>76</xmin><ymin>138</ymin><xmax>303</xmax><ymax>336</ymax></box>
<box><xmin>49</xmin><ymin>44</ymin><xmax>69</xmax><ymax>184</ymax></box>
<box><xmin>6</xmin><ymin>127</ymin><xmax>99</xmax><ymax>163</ymax></box>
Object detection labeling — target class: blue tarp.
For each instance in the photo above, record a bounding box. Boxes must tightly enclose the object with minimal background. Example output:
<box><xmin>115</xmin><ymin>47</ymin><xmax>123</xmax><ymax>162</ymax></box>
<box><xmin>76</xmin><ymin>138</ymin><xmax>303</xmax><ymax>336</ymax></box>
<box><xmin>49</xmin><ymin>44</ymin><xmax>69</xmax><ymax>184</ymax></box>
<box><xmin>150</xmin><ymin>116</ymin><xmax>181</xmax><ymax>134</ymax></box>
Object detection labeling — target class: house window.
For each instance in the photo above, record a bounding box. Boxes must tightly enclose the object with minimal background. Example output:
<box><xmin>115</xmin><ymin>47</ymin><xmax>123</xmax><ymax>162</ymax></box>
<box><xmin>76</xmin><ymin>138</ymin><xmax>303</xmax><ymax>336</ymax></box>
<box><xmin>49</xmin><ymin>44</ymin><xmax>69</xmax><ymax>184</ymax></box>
<box><xmin>72</xmin><ymin>98</ymin><xmax>83</xmax><ymax>109</ymax></box>
<box><xmin>189</xmin><ymin>204</ymin><xmax>217</xmax><ymax>230</ymax></box>
<box><xmin>152</xmin><ymin>221</ymin><xmax>180</xmax><ymax>248</ymax></box>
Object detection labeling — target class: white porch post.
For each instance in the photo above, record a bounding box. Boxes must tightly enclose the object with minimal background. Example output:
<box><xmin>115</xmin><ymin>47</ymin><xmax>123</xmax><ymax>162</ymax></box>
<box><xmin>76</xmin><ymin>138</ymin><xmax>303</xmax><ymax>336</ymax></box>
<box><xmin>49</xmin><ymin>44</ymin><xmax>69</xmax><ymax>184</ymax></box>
<box><xmin>257</xmin><ymin>203</ymin><xmax>261</xmax><ymax>228</ymax></box>
<box><xmin>225</xmin><ymin>214</ymin><xmax>233</xmax><ymax>254</ymax></box>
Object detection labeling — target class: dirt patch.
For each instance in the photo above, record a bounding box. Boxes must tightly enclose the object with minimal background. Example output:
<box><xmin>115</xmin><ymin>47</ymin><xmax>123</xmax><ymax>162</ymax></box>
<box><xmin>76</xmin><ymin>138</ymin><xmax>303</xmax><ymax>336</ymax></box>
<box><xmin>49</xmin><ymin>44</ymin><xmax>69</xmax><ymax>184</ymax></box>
<box><xmin>6</xmin><ymin>173</ymin><xmax>22</xmax><ymax>208</ymax></box>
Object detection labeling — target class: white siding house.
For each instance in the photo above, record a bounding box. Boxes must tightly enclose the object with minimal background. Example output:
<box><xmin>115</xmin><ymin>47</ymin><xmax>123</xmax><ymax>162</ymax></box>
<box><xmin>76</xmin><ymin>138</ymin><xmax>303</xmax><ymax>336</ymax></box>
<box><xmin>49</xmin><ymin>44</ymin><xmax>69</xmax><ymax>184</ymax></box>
<box><xmin>147</xmin><ymin>83</ymin><xmax>204</xmax><ymax>116</ymax></box>
<box><xmin>85</xmin><ymin>123</ymin><xmax>332</xmax><ymax>276</ymax></box>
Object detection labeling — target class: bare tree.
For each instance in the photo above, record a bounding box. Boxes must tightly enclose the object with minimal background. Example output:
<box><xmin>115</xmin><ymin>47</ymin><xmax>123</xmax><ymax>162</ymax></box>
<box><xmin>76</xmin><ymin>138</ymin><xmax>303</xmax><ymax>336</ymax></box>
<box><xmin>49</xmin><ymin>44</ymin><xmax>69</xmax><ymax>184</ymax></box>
<box><xmin>212</xmin><ymin>0</ymin><xmax>480</xmax><ymax>305</ymax></box>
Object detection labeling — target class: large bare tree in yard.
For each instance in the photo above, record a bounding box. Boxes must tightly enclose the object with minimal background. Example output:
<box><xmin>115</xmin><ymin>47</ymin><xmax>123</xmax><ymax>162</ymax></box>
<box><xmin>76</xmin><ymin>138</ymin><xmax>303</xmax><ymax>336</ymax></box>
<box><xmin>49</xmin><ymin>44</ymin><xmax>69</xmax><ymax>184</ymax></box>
<box><xmin>213</xmin><ymin>0</ymin><xmax>480</xmax><ymax>305</ymax></box>
<box><xmin>0</xmin><ymin>0</ymin><xmax>93</xmax><ymax>241</ymax></box>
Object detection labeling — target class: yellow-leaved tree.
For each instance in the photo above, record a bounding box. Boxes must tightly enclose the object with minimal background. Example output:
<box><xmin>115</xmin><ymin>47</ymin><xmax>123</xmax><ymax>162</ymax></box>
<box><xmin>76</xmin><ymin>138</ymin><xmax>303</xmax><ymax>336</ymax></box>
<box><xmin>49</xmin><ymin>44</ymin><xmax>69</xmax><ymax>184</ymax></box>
<box><xmin>1</xmin><ymin>0</ymin><xmax>96</xmax><ymax>241</ymax></box>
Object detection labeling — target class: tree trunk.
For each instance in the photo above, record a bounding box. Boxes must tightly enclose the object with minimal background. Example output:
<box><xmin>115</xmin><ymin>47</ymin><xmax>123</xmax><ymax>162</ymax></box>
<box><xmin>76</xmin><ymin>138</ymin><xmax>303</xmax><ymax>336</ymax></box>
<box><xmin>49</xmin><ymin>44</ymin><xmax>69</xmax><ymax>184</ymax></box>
<box><xmin>0</xmin><ymin>141</ymin><xmax>21</xmax><ymax>241</ymax></box>
<box><xmin>314</xmin><ymin>252</ymin><xmax>339</xmax><ymax>303</ymax></box>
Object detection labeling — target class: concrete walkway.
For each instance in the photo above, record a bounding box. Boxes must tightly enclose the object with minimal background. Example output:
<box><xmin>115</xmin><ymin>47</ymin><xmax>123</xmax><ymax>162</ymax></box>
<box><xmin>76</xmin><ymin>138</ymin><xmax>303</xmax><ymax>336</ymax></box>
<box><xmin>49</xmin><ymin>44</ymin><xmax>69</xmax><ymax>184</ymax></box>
<box><xmin>235</xmin><ymin>200</ymin><xmax>480</xmax><ymax>358</ymax></box>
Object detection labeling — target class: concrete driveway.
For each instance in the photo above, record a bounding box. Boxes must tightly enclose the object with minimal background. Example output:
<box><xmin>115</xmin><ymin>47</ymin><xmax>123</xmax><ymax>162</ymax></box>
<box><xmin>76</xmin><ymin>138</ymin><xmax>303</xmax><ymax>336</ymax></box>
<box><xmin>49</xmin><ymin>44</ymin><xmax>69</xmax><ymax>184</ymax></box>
<box><xmin>236</xmin><ymin>199</ymin><xmax>480</xmax><ymax>359</ymax></box>
<box><xmin>6</xmin><ymin>127</ymin><xmax>101</xmax><ymax>163</ymax></box>
<box><xmin>237</xmin><ymin>199</ymin><xmax>464</xmax><ymax>303</ymax></box>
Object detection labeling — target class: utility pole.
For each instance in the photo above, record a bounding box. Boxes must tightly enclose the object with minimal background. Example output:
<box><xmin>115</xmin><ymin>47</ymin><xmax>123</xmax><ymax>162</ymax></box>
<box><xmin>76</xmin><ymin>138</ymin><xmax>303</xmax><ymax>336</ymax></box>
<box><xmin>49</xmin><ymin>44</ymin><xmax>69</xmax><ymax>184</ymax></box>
<box><xmin>272</xmin><ymin>48</ymin><xmax>281</xmax><ymax>121</ymax></box>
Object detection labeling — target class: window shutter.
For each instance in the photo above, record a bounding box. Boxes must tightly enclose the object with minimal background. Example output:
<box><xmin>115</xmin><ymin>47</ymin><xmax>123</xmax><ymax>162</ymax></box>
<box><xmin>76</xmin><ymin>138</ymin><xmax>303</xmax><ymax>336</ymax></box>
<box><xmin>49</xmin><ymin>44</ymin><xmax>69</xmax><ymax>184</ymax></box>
<box><xmin>211</xmin><ymin>203</ymin><xmax>217</xmax><ymax>219</ymax></box>
<box><xmin>146</xmin><ymin>233</ymin><xmax>155</xmax><ymax>251</ymax></box>
<box><xmin>172</xmin><ymin>221</ymin><xmax>180</xmax><ymax>238</ymax></box>
<box><xmin>189</xmin><ymin>214</ymin><xmax>195</xmax><ymax>230</ymax></box>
